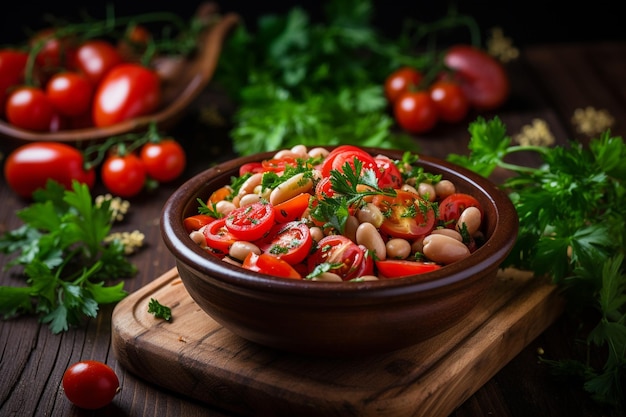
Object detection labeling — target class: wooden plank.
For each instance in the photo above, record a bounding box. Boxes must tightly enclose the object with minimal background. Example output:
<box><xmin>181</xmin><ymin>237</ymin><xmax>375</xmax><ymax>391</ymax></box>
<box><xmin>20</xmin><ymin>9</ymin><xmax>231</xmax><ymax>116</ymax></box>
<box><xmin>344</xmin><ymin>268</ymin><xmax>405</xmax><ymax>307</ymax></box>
<box><xmin>112</xmin><ymin>267</ymin><xmax>564</xmax><ymax>417</ymax></box>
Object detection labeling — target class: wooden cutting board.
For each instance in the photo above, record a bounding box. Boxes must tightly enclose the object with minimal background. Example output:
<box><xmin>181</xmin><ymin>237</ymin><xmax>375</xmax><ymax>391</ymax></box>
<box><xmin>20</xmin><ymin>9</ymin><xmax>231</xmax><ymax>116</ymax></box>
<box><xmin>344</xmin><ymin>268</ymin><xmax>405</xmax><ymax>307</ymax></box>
<box><xmin>111</xmin><ymin>266</ymin><xmax>564</xmax><ymax>417</ymax></box>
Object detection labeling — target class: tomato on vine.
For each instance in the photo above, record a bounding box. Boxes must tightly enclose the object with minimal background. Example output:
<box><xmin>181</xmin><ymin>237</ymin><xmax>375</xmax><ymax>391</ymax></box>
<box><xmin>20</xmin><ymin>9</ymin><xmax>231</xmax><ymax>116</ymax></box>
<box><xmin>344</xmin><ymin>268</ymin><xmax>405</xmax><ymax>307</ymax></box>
<box><xmin>101</xmin><ymin>152</ymin><xmax>146</xmax><ymax>197</ymax></box>
<box><xmin>45</xmin><ymin>71</ymin><xmax>93</xmax><ymax>117</ymax></box>
<box><xmin>393</xmin><ymin>90</ymin><xmax>439</xmax><ymax>134</ymax></box>
<box><xmin>72</xmin><ymin>39</ymin><xmax>123</xmax><ymax>86</ymax></box>
<box><xmin>62</xmin><ymin>360</ymin><xmax>120</xmax><ymax>410</ymax></box>
<box><xmin>0</xmin><ymin>49</ymin><xmax>28</xmax><ymax>115</ymax></box>
<box><xmin>139</xmin><ymin>139</ymin><xmax>186</xmax><ymax>182</ymax></box>
<box><xmin>384</xmin><ymin>66</ymin><xmax>423</xmax><ymax>103</ymax></box>
<box><xmin>5</xmin><ymin>86</ymin><xmax>56</xmax><ymax>131</ymax></box>
<box><xmin>428</xmin><ymin>79</ymin><xmax>470</xmax><ymax>124</ymax></box>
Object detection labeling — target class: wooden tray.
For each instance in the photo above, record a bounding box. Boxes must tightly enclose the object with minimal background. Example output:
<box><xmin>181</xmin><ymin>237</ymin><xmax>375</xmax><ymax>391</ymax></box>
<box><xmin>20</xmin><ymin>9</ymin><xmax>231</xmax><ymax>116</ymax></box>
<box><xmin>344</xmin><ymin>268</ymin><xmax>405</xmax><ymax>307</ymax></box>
<box><xmin>111</xmin><ymin>267</ymin><xmax>564</xmax><ymax>417</ymax></box>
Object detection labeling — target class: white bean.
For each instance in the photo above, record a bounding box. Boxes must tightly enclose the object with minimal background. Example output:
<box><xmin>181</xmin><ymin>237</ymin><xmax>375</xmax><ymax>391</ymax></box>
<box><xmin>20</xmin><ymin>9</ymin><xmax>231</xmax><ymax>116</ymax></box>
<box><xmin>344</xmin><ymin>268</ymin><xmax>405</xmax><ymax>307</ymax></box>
<box><xmin>355</xmin><ymin>222</ymin><xmax>386</xmax><ymax>261</ymax></box>
<box><xmin>229</xmin><ymin>241</ymin><xmax>261</xmax><ymax>261</ymax></box>
<box><xmin>290</xmin><ymin>144</ymin><xmax>309</xmax><ymax>158</ymax></box>
<box><xmin>356</xmin><ymin>202</ymin><xmax>384</xmax><ymax>228</ymax></box>
<box><xmin>309</xmin><ymin>226</ymin><xmax>325</xmax><ymax>243</ymax></box>
<box><xmin>385</xmin><ymin>238</ymin><xmax>411</xmax><ymax>259</ymax></box>
<box><xmin>269</xmin><ymin>173</ymin><xmax>313</xmax><ymax>205</ymax></box>
<box><xmin>308</xmin><ymin>147</ymin><xmax>330</xmax><ymax>159</ymax></box>
<box><xmin>238</xmin><ymin>193</ymin><xmax>261</xmax><ymax>207</ymax></box>
<box><xmin>189</xmin><ymin>230</ymin><xmax>206</xmax><ymax>246</ymax></box>
<box><xmin>238</xmin><ymin>172</ymin><xmax>263</xmax><ymax>197</ymax></box>
<box><xmin>215</xmin><ymin>200</ymin><xmax>236</xmax><ymax>215</ymax></box>
<box><xmin>311</xmin><ymin>272</ymin><xmax>343</xmax><ymax>282</ymax></box>
<box><xmin>344</xmin><ymin>215</ymin><xmax>359</xmax><ymax>243</ymax></box>
<box><xmin>457</xmin><ymin>206</ymin><xmax>482</xmax><ymax>235</ymax></box>
<box><xmin>422</xmin><ymin>234</ymin><xmax>470</xmax><ymax>264</ymax></box>
<box><xmin>417</xmin><ymin>182</ymin><xmax>436</xmax><ymax>202</ymax></box>
<box><xmin>431</xmin><ymin>228</ymin><xmax>463</xmax><ymax>241</ymax></box>
<box><xmin>434</xmin><ymin>180</ymin><xmax>456</xmax><ymax>198</ymax></box>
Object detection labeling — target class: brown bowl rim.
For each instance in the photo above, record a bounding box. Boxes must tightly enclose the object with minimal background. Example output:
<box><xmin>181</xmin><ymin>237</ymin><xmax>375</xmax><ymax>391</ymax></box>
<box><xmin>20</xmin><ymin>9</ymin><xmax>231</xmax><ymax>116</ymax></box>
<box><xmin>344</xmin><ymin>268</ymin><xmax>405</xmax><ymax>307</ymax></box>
<box><xmin>161</xmin><ymin>147</ymin><xmax>519</xmax><ymax>298</ymax></box>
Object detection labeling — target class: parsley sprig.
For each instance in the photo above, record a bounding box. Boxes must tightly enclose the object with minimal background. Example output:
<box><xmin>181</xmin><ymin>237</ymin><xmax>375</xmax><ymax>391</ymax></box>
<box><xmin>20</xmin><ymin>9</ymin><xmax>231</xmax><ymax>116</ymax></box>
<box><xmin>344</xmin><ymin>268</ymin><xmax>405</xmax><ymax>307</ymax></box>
<box><xmin>448</xmin><ymin>116</ymin><xmax>626</xmax><ymax>408</ymax></box>
<box><xmin>0</xmin><ymin>180</ymin><xmax>137</xmax><ymax>334</ymax></box>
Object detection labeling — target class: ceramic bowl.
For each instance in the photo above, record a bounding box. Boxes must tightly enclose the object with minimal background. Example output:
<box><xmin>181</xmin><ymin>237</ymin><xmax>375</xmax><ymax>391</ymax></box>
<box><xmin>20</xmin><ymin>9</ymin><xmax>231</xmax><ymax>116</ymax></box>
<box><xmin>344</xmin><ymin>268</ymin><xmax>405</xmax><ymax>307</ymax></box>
<box><xmin>160</xmin><ymin>147</ymin><xmax>519</xmax><ymax>357</ymax></box>
<box><xmin>0</xmin><ymin>3</ymin><xmax>238</xmax><ymax>149</ymax></box>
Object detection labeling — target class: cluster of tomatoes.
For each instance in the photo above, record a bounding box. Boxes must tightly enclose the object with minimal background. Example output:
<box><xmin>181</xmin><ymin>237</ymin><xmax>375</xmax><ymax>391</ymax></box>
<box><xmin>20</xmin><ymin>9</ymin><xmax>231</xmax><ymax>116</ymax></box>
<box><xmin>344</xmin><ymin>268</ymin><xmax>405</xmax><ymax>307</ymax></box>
<box><xmin>384</xmin><ymin>44</ymin><xmax>510</xmax><ymax>134</ymax></box>
<box><xmin>0</xmin><ymin>24</ymin><xmax>160</xmax><ymax>132</ymax></box>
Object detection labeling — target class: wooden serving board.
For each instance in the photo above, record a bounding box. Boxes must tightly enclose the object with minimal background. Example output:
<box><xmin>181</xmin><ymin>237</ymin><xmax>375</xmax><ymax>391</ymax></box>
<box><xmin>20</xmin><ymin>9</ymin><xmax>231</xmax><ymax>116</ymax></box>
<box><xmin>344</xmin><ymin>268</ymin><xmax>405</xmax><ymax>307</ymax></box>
<box><xmin>112</xmin><ymin>267</ymin><xmax>565</xmax><ymax>417</ymax></box>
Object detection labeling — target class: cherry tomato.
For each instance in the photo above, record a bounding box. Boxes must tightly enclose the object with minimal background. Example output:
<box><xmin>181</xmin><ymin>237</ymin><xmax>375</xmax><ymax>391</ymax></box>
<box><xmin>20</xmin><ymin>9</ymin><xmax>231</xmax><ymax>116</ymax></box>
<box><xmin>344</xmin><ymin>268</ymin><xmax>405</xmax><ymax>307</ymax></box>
<box><xmin>258</xmin><ymin>220</ymin><xmax>313</xmax><ymax>265</ymax></box>
<box><xmin>384</xmin><ymin>67</ymin><xmax>423</xmax><ymax>103</ymax></box>
<box><xmin>0</xmin><ymin>49</ymin><xmax>28</xmax><ymax>115</ymax></box>
<box><xmin>239</xmin><ymin>162</ymin><xmax>264</xmax><ymax>176</ymax></box>
<box><xmin>243</xmin><ymin>252</ymin><xmax>302</xmax><ymax>279</ymax></box>
<box><xmin>92</xmin><ymin>63</ymin><xmax>160</xmax><ymax>127</ymax></box>
<box><xmin>261</xmin><ymin>156</ymin><xmax>298</xmax><ymax>173</ymax></box>
<box><xmin>438</xmin><ymin>192</ymin><xmax>483</xmax><ymax>229</ymax></box>
<box><xmin>443</xmin><ymin>44</ymin><xmax>510</xmax><ymax>111</ymax></box>
<box><xmin>101</xmin><ymin>153</ymin><xmax>146</xmax><ymax>197</ymax></box>
<box><xmin>5</xmin><ymin>86</ymin><xmax>55</xmax><ymax>131</ymax></box>
<box><xmin>4</xmin><ymin>142</ymin><xmax>95</xmax><ymax>199</ymax></box>
<box><xmin>393</xmin><ymin>90</ymin><xmax>439</xmax><ymax>134</ymax></box>
<box><xmin>314</xmin><ymin>176</ymin><xmax>335</xmax><ymax>200</ymax></box>
<box><xmin>307</xmin><ymin>235</ymin><xmax>373</xmax><ymax>281</ymax></box>
<box><xmin>29</xmin><ymin>29</ymin><xmax>77</xmax><ymax>73</ymax></box>
<box><xmin>320</xmin><ymin>145</ymin><xmax>379</xmax><ymax>178</ymax></box>
<box><xmin>224</xmin><ymin>201</ymin><xmax>275</xmax><ymax>241</ymax></box>
<box><xmin>183</xmin><ymin>214</ymin><xmax>216</xmax><ymax>234</ymax></box>
<box><xmin>45</xmin><ymin>71</ymin><xmax>93</xmax><ymax>117</ymax></box>
<box><xmin>374</xmin><ymin>155</ymin><xmax>403</xmax><ymax>189</ymax></box>
<box><xmin>375</xmin><ymin>260</ymin><xmax>442</xmax><ymax>278</ymax></box>
<box><xmin>62</xmin><ymin>360</ymin><xmax>119</xmax><ymax>410</ymax></box>
<box><xmin>428</xmin><ymin>80</ymin><xmax>470</xmax><ymax>123</ymax></box>
<box><xmin>73</xmin><ymin>40</ymin><xmax>122</xmax><ymax>86</ymax></box>
<box><xmin>139</xmin><ymin>139</ymin><xmax>187</xmax><ymax>182</ymax></box>
<box><xmin>203</xmin><ymin>217</ymin><xmax>237</xmax><ymax>254</ymax></box>
<box><xmin>372</xmin><ymin>190</ymin><xmax>436</xmax><ymax>239</ymax></box>
<box><xmin>272</xmin><ymin>192</ymin><xmax>311</xmax><ymax>223</ymax></box>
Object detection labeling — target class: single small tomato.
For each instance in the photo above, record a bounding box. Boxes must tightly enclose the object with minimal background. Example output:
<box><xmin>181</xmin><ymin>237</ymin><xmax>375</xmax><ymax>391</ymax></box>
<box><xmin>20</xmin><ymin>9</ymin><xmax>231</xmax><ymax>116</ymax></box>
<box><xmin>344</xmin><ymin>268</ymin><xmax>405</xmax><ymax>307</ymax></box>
<box><xmin>428</xmin><ymin>80</ymin><xmax>470</xmax><ymax>123</ymax></box>
<box><xmin>224</xmin><ymin>201</ymin><xmax>275</xmax><ymax>241</ymax></box>
<box><xmin>62</xmin><ymin>360</ymin><xmax>120</xmax><ymax>410</ymax></box>
<box><xmin>258</xmin><ymin>220</ymin><xmax>313</xmax><ymax>265</ymax></box>
<box><xmin>101</xmin><ymin>152</ymin><xmax>146</xmax><ymax>197</ymax></box>
<box><xmin>139</xmin><ymin>139</ymin><xmax>187</xmax><ymax>182</ymax></box>
<box><xmin>307</xmin><ymin>235</ymin><xmax>373</xmax><ymax>281</ymax></box>
<box><xmin>92</xmin><ymin>63</ymin><xmax>160</xmax><ymax>127</ymax></box>
<box><xmin>45</xmin><ymin>71</ymin><xmax>93</xmax><ymax>117</ymax></box>
<box><xmin>0</xmin><ymin>49</ymin><xmax>28</xmax><ymax>115</ymax></box>
<box><xmin>4</xmin><ymin>142</ymin><xmax>95</xmax><ymax>199</ymax></box>
<box><xmin>5</xmin><ymin>86</ymin><xmax>55</xmax><ymax>131</ymax></box>
<box><xmin>393</xmin><ymin>91</ymin><xmax>439</xmax><ymax>134</ymax></box>
<box><xmin>73</xmin><ymin>39</ymin><xmax>123</xmax><ymax>86</ymax></box>
<box><xmin>374</xmin><ymin>155</ymin><xmax>403</xmax><ymax>189</ymax></box>
<box><xmin>384</xmin><ymin>67</ymin><xmax>423</xmax><ymax>103</ymax></box>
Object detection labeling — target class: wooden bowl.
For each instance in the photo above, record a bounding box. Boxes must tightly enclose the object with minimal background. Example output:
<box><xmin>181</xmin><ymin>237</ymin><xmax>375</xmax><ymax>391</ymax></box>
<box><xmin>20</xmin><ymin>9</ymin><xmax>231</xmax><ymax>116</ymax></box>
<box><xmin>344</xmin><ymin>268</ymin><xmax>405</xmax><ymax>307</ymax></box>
<box><xmin>0</xmin><ymin>3</ymin><xmax>238</xmax><ymax>149</ymax></box>
<box><xmin>160</xmin><ymin>147</ymin><xmax>519</xmax><ymax>357</ymax></box>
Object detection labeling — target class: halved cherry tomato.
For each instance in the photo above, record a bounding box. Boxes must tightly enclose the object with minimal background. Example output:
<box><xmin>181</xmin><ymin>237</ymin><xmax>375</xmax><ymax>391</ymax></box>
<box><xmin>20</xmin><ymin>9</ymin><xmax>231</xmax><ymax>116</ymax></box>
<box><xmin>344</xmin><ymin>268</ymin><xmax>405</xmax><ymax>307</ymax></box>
<box><xmin>239</xmin><ymin>162</ymin><xmax>264</xmax><ymax>176</ymax></box>
<box><xmin>443</xmin><ymin>45</ymin><xmax>509</xmax><ymax>111</ymax></box>
<box><xmin>183</xmin><ymin>214</ymin><xmax>216</xmax><ymax>234</ymax></box>
<box><xmin>384</xmin><ymin>67</ymin><xmax>423</xmax><ymax>103</ymax></box>
<box><xmin>321</xmin><ymin>145</ymin><xmax>379</xmax><ymax>178</ymax></box>
<box><xmin>243</xmin><ymin>252</ymin><xmax>302</xmax><ymax>279</ymax></box>
<box><xmin>374</xmin><ymin>155</ymin><xmax>403</xmax><ymax>189</ymax></box>
<box><xmin>438</xmin><ymin>193</ymin><xmax>483</xmax><ymax>228</ymax></box>
<box><xmin>258</xmin><ymin>220</ymin><xmax>312</xmax><ymax>265</ymax></box>
<box><xmin>373</xmin><ymin>190</ymin><xmax>436</xmax><ymax>239</ymax></box>
<box><xmin>261</xmin><ymin>157</ymin><xmax>298</xmax><ymax>173</ymax></box>
<box><xmin>203</xmin><ymin>217</ymin><xmax>237</xmax><ymax>254</ymax></box>
<box><xmin>375</xmin><ymin>259</ymin><xmax>442</xmax><ymax>278</ymax></box>
<box><xmin>393</xmin><ymin>90</ymin><xmax>439</xmax><ymax>134</ymax></box>
<box><xmin>307</xmin><ymin>235</ymin><xmax>373</xmax><ymax>281</ymax></box>
<box><xmin>314</xmin><ymin>176</ymin><xmax>335</xmax><ymax>199</ymax></box>
<box><xmin>92</xmin><ymin>63</ymin><xmax>160</xmax><ymax>127</ymax></box>
<box><xmin>225</xmin><ymin>201</ymin><xmax>275</xmax><ymax>241</ymax></box>
<box><xmin>273</xmin><ymin>193</ymin><xmax>311</xmax><ymax>223</ymax></box>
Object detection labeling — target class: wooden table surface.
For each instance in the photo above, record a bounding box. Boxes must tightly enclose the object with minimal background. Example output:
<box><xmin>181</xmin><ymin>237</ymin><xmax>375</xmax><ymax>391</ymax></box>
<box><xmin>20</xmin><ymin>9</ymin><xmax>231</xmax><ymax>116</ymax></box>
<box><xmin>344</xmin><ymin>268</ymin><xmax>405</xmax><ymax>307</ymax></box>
<box><xmin>1</xmin><ymin>41</ymin><xmax>625</xmax><ymax>417</ymax></box>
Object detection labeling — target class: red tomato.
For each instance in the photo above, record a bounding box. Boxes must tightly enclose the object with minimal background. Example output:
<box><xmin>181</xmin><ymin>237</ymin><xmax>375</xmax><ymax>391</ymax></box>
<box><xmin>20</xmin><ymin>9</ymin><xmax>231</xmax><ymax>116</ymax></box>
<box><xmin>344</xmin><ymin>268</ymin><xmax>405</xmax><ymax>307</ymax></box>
<box><xmin>139</xmin><ymin>139</ymin><xmax>186</xmax><ymax>182</ymax></box>
<box><xmin>4</xmin><ymin>142</ymin><xmax>95</xmax><ymax>199</ymax></box>
<box><xmin>239</xmin><ymin>162</ymin><xmax>264</xmax><ymax>176</ymax></box>
<box><xmin>314</xmin><ymin>176</ymin><xmax>335</xmax><ymax>199</ymax></box>
<box><xmin>438</xmin><ymin>193</ymin><xmax>483</xmax><ymax>228</ymax></box>
<box><xmin>183</xmin><ymin>214</ymin><xmax>216</xmax><ymax>233</ymax></box>
<box><xmin>73</xmin><ymin>40</ymin><xmax>123</xmax><ymax>86</ymax></box>
<box><xmin>372</xmin><ymin>190</ymin><xmax>436</xmax><ymax>239</ymax></box>
<box><xmin>203</xmin><ymin>217</ymin><xmax>237</xmax><ymax>254</ymax></box>
<box><xmin>272</xmin><ymin>192</ymin><xmax>311</xmax><ymax>223</ymax></box>
<box><xmin>29</xmin><ymin>29</ymin><xmax>77</xmax><ymax>73</ymax></box>
<box><xmin>258</xmin><ymin>220</ymin><xmax>313</xmax><ymax>265</ymax></box>
<box><xmin>117</xmin><ymin>24</ymin><xmax>152</xmax><ymax>61</ymax></box>
<box><xmin>225</xmin><ymin>201</ymin><xmax>275</xmax><ymax>241</ymax></box>
<box><xmin>307</xmin><ymin>235</ymin><xmax>372</xmax><ymax>281</ymax></box>
<box><xmin>62</xmin><ymin>360</ymin><xmax>119</xmax><ymax>410</ymax></box>
<box><xmin>393</xmin><ymin>91</ymin><xmax>439</xmax><ymax>134</ymax></box>
<box><xmin>321</xmin><ymin>145</ymin><xmax>379</xmax><ymax>178</ymax></box>
<box><xmin>261</xmin><ymin>156</ymin><xmax>298</xmax><ymax>172</ymax></box>
<box><xmin>443</xmin><ymin>45</ymin><xmax>510</xmax><ymax>111</ymax></box>
<box><xmin>45</xmin><ymin>71</ymin><xmax>93</xmax><ymax>117</ymax></box>
<box><xmin>374</xmin><ymin>155</ymin><xmax>403</xmax><ymax>189</ymax></box>
<box><xmin>5</xmin><ymin>86</ymin><xmax>55</xmax><ymax>131</ymax></box>
<box><xmin>375</xmin><ymin>260</ymin><xmax>442</xmax><ymax>278</ymax></box>
<box><xmin>101</xmin><ymin>153</ymin><xmax>146</xmax><ymax>197</ymax></box>
<box><xmin>243</xmin><ymin>252</ymin><xmax>302</xmax><ymax>279</ymax></box>
<box><xmin>428</xmin><ymin>80</ymin><xmax>470</xmax><ymax>123</ymax></box>
<box><xmin>384</xmin><ymin>67</ymin><xmax>423</xmax><ymax>103</ymax></box>
<box><xmin>0</xmin><ymin>49</ymin><xmax>28</xmax><ymax>115</ymax></box>
<box><xmin>92</xmin><ymin>63</ymin><xmax>160</xmax><ymax>127</ymax></box>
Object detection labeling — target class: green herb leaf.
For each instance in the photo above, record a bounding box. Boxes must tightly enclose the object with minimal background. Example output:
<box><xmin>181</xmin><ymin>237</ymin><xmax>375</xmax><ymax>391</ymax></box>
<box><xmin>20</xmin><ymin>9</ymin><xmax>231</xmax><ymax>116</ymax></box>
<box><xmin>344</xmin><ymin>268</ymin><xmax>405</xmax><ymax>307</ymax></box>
<box><xmin>148</xmin><ymin>298</ymin><xmax>172</xmax><ymax>321</ymax></box>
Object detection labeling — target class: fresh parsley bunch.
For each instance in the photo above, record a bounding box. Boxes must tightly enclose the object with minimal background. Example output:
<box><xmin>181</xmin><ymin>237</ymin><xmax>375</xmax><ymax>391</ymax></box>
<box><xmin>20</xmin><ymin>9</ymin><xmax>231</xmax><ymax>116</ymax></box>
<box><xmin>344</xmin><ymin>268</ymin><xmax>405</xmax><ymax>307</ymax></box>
<box><xmin>0</xmin><ymin>180</ymin><xmax>137</xmax><ymax>333</ymax></box>
<box><xmin>449</xmin><ymin>116</ymin><xmax>626</xmax><ymax>408</ymax></box>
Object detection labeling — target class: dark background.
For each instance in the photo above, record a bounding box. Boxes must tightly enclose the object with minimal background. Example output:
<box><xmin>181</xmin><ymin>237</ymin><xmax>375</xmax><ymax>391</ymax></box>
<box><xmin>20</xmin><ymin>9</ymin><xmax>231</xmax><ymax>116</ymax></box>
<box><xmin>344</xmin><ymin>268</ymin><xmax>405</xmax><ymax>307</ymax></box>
<box><xmin>1</xmin><ymin>0</ymin><xmax>625</xmax><ymax>47</ymax></box>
